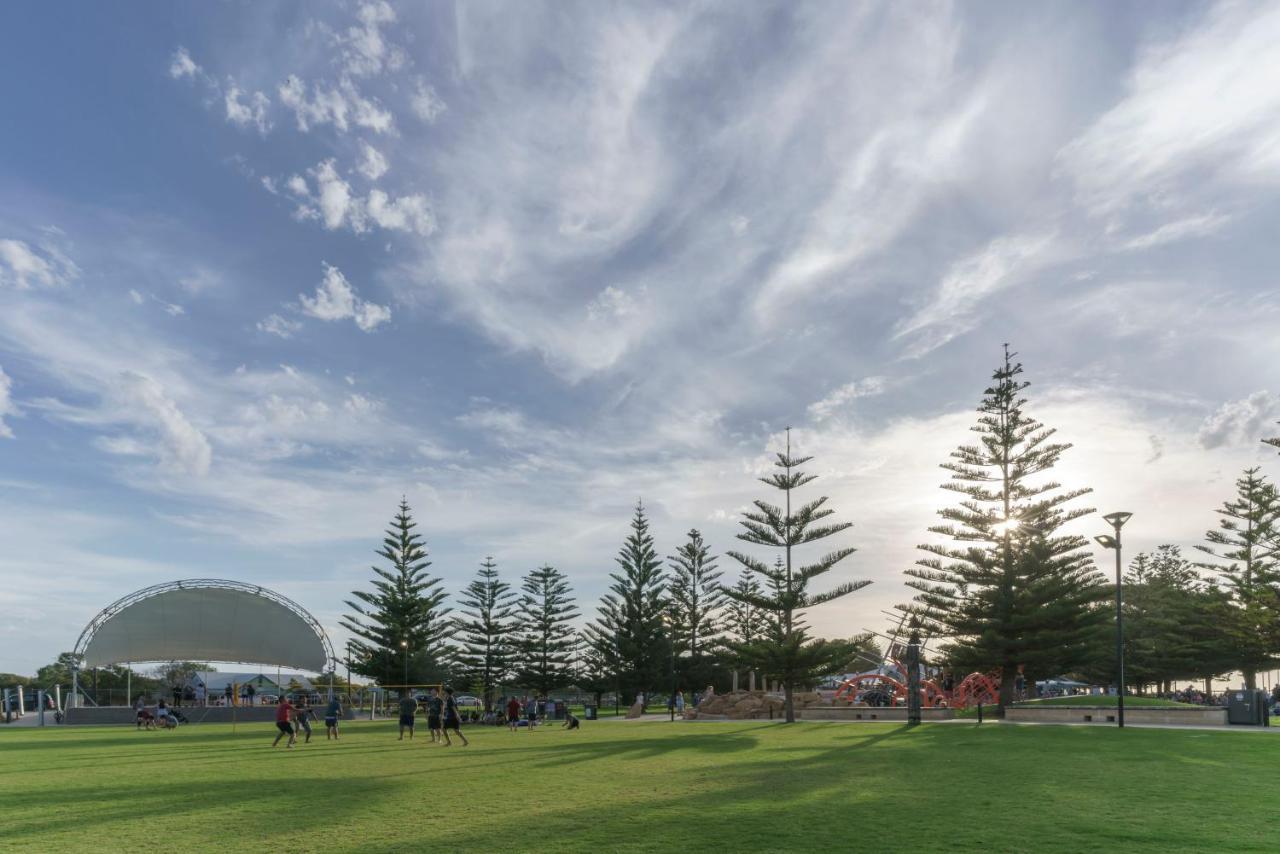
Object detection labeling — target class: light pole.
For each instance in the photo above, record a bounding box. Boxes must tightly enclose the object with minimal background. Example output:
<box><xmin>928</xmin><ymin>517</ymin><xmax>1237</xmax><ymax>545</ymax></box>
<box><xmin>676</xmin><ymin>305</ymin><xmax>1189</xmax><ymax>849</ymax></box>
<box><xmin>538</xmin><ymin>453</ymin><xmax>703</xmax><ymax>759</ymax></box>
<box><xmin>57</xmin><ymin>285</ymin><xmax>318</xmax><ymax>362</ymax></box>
<box><xmin>663</xmin><ymin>615</ymin><xmax>676</xmax><ymax>722</ymax></box>
<box><xmin>399</xmin><ymin>639</ymin><xmax>409</xmax><ymax>690</ymax></box>
<box><xmin>1095</xmin><ymin>511</ymin><xmax>1133</xmax><ymax>729</ymax></box>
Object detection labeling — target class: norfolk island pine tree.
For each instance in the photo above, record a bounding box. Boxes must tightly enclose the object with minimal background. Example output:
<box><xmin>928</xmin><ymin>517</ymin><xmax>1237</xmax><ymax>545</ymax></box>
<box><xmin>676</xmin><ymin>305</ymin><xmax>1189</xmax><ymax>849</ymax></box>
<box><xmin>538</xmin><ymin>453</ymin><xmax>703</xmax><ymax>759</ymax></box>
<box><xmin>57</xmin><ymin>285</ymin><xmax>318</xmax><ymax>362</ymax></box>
<box><xmin>903</xmin><ymin>346</ymin><xmax>1106</xmax><ymax>712</ymax></box>
<box><xmin>722</xmin><ymin>428</ymin><xmax>870</xmax><ymax>723</ymax></box>
<box><xmin>667</xmin><ymin>529</ymin><xmax>726</xmax><ymax>692</ymax></box>
<box><xmin>1193</xmin><ymin>468</ymin><xmax>1280</xmax><ymax>689</ymax></box>
<box><xmin>341</xmin><ymin>499</ymin><xmax>453</xmax><ymax>686</ymax></box>
<box><xmin>514</xmin><ymin>564</ymin><xmax>580</xmax><ymax>700</ymax></box>
<box><xmin>456</xmin><ymin>556</ymin><xmax>519</xmax><ymax>712</ymax></box>
<box><xmin>583</xmin><ymin>502</ymin><xmax>669</xmax><ymax>706</ymax></box>
<box><xmin>722</xmin><ymin>574</ymin><xmax>764</xmax><ymax>691</ymax></box>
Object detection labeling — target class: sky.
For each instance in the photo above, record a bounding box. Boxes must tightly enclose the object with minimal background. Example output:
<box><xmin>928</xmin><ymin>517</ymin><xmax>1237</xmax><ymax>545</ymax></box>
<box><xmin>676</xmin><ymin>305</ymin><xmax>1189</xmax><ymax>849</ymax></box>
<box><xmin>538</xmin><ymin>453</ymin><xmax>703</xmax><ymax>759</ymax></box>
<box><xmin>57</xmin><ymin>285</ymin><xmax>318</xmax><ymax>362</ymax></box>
<box><xmin>2</xmin><ymin>0</ymin><xmax>1279</xmax><ymax>678</ymax></box>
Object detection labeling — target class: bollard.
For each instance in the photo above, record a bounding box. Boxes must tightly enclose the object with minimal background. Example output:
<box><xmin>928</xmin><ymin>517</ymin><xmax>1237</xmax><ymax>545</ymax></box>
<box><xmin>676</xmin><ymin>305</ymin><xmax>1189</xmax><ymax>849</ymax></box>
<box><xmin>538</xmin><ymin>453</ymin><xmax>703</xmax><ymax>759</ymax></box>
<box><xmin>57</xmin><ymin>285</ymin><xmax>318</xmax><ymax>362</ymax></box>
<box><xmin>977</xmin><ymin>703</ymin><xmax>983</xmax><ymax>724</ymax></box>
<box><xmin>17</xmin><ymin>684</ymin><xmax>26</xmax><ymax>717</ymax></box>
<box><xmin>38</xmin><ymin>690</ymin><xmax>46</xmax><ymax>727</ymax></box>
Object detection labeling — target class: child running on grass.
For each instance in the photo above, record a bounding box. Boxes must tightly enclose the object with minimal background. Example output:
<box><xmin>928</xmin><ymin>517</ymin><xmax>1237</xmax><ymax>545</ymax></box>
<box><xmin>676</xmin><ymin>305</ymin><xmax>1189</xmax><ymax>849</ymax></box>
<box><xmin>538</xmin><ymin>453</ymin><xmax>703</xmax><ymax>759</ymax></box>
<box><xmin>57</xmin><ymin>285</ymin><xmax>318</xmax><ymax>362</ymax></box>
<box><xmin>272</xmin><ymin>697</ymin><xmax>296</xmax><ymax>749</ymax></box>
<box><xmin>441</xmin><ymin>687</ymin><xmax>469</xmax><ymax>747</ymax></box>
<box><xmin>293</xmin><ymin>699</ymin><xmax>316</xmax><ymax>743</ymax></box>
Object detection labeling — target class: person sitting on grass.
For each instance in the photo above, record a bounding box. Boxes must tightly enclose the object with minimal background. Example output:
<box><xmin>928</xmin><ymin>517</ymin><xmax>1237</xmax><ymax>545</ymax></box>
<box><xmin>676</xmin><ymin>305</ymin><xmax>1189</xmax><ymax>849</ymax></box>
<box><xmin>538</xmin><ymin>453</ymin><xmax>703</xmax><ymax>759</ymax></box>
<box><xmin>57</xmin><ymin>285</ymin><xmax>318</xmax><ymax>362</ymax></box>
<box><xmin>562</xmin><ymin>711</ymin><xmax>580</xmax><ymax>730</ymax></box>
<box><xmin>156</xmin><ymin>699</ymin><xmax>175</xmax><ymax>729</ymax></box>
<box><xmin>272</xmin><ymin>696</ymin><xmax>296</xmax><ymax>749</ymax></box>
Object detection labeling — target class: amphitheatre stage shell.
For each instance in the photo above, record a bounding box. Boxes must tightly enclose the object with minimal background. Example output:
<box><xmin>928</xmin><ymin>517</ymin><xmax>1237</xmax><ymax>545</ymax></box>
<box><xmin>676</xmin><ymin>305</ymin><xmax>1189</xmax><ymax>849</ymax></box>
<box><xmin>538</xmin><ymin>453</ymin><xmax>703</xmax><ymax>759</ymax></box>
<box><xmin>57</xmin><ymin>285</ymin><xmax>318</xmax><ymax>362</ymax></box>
<box><xmin>74</xmin><ymin>579</ymin><xmax>334</xmax><ymax>672</ymax></box>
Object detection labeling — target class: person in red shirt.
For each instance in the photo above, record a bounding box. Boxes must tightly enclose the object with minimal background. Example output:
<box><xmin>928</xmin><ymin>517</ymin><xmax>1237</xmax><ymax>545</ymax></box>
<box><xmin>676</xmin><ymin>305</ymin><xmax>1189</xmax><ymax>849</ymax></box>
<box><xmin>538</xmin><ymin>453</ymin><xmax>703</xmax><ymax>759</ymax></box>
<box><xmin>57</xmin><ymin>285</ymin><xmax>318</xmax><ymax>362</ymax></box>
<box><xmin>272</xmin><ymin>696</ymin><xmax>296</xmax><ymax>749</ymax></box>
<box><xmin>506</xmin><ymin>696</ymin><xmax>521</xmax><ymax>732</ymax></box>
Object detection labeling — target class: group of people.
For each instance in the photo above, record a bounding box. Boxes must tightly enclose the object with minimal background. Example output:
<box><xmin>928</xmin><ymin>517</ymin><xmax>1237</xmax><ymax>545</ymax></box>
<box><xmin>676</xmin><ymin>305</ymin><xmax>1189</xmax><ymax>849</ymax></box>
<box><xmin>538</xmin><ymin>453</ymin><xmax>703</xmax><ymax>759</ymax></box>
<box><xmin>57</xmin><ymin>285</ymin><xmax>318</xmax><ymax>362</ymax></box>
<box><xmin>395</xmin><ymin>686</ymin><xmax>469</xmax><ymax>746</ymax></box>
<box><xmin>272</xmin><ymin>695</ymin><xmax>343</xmax><ymax>748</ymax></box>
<box><xmin>135</xmin><ymin>697</ymin><xmax>182</xmax><ymax>729</ymax></box>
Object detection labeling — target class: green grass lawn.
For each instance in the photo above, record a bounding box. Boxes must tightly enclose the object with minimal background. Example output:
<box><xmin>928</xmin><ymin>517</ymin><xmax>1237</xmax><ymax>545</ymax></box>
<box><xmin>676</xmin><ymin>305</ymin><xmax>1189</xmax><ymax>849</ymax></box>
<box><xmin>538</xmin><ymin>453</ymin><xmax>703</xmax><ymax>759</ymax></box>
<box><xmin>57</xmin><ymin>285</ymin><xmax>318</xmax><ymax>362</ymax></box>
<box><xmin>1</xmin><ymin>719</ymin><xmax>1274</xmax><ymax>852</ymax></box>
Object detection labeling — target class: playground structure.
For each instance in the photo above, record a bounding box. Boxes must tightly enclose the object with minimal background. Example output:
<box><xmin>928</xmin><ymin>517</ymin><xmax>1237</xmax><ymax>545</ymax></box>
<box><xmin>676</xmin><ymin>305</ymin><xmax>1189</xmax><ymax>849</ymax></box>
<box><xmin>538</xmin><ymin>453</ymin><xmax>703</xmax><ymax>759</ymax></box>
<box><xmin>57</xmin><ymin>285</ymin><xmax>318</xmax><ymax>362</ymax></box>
<box><xmin>833</xmin><ymin>667</ymin><xmax>1000</xmax><ymax>709</ymax></box>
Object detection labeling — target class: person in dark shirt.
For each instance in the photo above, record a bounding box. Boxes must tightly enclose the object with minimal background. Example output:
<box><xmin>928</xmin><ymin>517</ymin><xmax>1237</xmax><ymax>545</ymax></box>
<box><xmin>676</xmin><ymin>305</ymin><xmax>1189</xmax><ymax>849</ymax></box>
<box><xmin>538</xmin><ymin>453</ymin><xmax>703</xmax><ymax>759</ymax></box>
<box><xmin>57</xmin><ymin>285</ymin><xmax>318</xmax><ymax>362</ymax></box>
<box><xmin>324</xmin><ymin>696</ymin><xmax>342</xmax><ymax>740</ymax></box>
<box><xmin>426</xmin><ymin>688</ymin><xmax>444</xmax><ymax>743</ymax></box>
<box><xmin>398</xmin><ymin>693</ymin><xmax>419</xmax><ymax>741</ymax></box>
<box><xmin>441</xmin><ymin>687</ymin><xmax>469</xmax><ymax>747</ymax></box>
<box><xmin>562</xmin><ymin>711</ymin><xmax>581</xmax><ymax>730</ymax></box>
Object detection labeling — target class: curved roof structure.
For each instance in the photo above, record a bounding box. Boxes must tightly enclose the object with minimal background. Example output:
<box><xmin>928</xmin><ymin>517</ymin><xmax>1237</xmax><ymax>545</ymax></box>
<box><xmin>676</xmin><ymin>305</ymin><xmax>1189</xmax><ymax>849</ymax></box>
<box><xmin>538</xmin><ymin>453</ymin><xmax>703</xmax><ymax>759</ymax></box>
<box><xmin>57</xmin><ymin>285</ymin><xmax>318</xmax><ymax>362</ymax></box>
<box><xmin>74</xmin><ymin>579</ymin><xmax>333</xmax><ymax>671</ymax></box>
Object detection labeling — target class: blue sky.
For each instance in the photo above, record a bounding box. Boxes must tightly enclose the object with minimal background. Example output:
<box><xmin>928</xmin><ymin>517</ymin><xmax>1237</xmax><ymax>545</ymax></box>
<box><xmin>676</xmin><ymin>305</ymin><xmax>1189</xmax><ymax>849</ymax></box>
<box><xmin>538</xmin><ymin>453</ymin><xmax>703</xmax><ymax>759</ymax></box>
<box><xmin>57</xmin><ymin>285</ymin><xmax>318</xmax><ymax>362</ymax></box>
<box><xmin>2</xmin><ymin>1</ymin><xmax>1279</xmax><ymax>677</ymax></box>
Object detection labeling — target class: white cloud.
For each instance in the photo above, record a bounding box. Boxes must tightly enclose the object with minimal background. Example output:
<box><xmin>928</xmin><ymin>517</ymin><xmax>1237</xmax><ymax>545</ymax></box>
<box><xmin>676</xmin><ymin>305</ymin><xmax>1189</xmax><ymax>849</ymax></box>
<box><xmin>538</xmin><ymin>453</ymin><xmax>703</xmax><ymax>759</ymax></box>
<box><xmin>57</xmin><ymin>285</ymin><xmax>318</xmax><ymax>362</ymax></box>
<box><xmin>1197</xmin><ymin>391</ymin><xmax>1280</xmax><ymax>449</ymax></box>
<box><xmin>169</xmin><ymin>47</ymin><xmax>200</xmax><ymax>79</ymax></box>
<box><xmin>338</xmin><ymin>1</ymin><xmax>406</xmax><ymax>78</ymax></box>
<box><xmin>365</xmin><ymin>189</ymin><xmax>435</xmax><ymax>235</ymax></box>
<box><xmin>1120</xmin><ymin>211</ymin><xmax>1232</xmax><ymax>251</ymax></box>
<box><xmin>161</xmin><ymin>301</ymin><xmax>185</xmax><ymax>317</ymax></box>
<box><xmin>0</xmin><ymin>366</ymin><xmax>18</xmax><ymax>438</ymax></box>
<box><xmin>0</xmin><ymin>237</ymin><xmax>80</xmax><ymax>289</ymax></box>
<box><xmin>278</xmin><ymin>75</ymin><xmax>393</xmax><ymax>134</ymax></box>
<box><xmin>357</xmin><ymin>141</ymin><xmax>389</xmax><ymax>180</ymax></box>
<box><xmin>283</xmin><ymin>160</ymin><xmax>435</xmax><ymax>236</ymax></box>
<box><xmin>808</xmin><ymin>376</ymin><xmax>887</xmax><ymax>422</ymax></box>
<box><xmin>411</xmin><ymin>78</ymin><xmax>447</xmax><ymax>123</ymax></box>
<box><xmin>112</xmin><ymin>371</ymin><xmax>213</xmax><ymax>476</ymax></box>
<box><xmin>224</xmin><ymin>85</ymin><xmax>272</xmax><ymax>134</ymax></box>
<box><xmin>298</xmin><ymin>263</ymin><xmax>391</xmax><ymax>332</ymax></box>
<box><xmin>258</xmin><ymin>313</ymin><xmax>303</xmax><ymax>339</ymax></box>
<box><xmin>1057</xmin><ymin>3</ymin><xmax>1280</xmax><ymax>220</ymax></box>
<box><xmin>894</xmin><ymin>232</ymin><xmax>1062</xmax><ymax>356</ymax></box>
<box><xmin>586</xmin><ymin>285</ymin><xmax>636</xmax><ymax>321</ymax></box>
<box><xmin>128</xmin><ymin>289</ymin><xmax>145</xmax><ymax>305</ymax></box>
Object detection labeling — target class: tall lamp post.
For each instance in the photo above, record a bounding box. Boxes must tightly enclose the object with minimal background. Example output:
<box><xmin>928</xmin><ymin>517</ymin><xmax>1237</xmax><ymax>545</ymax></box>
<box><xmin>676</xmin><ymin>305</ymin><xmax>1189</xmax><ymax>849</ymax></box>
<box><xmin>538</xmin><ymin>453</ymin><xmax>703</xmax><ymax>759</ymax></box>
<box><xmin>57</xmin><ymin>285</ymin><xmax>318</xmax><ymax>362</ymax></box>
<box><xmin>399</xmin><ymin>639</ymin><xmax>409</xmax><ymax>691</ymax></box>
<box><xmin>663</xmin><ymin>615</ymin><xmax>676</xmax><ymax>722</ymax></box>
<box><xmin>1095</xmin><ymin>511</ymin><xmax>1133</xmax><ymax>729</ymax></box>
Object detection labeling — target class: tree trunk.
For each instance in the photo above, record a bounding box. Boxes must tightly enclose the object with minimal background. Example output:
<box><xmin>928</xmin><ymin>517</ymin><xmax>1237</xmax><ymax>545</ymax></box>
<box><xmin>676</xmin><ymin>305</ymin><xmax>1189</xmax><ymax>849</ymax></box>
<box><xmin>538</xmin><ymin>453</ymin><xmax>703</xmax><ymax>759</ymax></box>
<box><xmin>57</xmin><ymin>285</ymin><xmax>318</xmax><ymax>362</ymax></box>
<box><xmin>1204</xmin><ymin>676</ymin><xmax>1212</xmax><ymax>696</ymax></box>
<box><xmin>1244</xmin><ymin>669</ymin><xmax>1257</xmax><ymax>690</ymax></box>
<box><xmin>997</xmin><ymin>669</ymin><xmax>1015</xmax><ymax>716</ymax></box>
<box><xmin>749</xmin><ymin>671</ymin><xmax>756</xmax><ymax>692</ymax></box>
<box><xmin>732</xmin><ymin>670</ymin><xmax>739</xmax><ymax>692</ymax></box>
<box><xmin>783</xmin><ymin>682</ymin><xmax>795</xmax><ymax>723</ymax></box>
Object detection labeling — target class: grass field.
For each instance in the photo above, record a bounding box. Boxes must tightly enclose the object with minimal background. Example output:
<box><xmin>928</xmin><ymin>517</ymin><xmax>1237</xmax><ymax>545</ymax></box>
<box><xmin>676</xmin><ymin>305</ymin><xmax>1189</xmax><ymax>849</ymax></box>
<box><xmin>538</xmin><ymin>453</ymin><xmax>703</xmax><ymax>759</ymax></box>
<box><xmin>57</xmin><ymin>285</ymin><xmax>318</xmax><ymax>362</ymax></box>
<box><xmin>1</xmin><ymin>718</ymin><xmax>1274</xmax><ymax>852</ymax></box>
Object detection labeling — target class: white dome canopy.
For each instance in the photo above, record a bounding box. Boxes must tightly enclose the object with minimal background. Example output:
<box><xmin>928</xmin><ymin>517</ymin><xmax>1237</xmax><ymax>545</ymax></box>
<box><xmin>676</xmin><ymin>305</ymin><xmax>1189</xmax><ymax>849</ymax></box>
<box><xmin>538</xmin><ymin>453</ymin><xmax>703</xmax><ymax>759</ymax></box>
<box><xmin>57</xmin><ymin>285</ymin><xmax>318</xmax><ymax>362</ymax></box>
<box><xmin>75</xmin><ymin>579</ymin><xmax>333</xmax><ymax>672</ymax></box>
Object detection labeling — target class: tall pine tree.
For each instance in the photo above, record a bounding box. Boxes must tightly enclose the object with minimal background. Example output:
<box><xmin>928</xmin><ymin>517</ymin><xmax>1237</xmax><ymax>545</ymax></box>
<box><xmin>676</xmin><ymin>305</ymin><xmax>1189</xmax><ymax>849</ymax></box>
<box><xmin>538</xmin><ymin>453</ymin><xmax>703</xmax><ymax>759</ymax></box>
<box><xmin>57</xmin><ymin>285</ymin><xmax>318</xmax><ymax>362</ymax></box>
<box><xmin>722</xmin><ymin>428</ymin><xmax>870</xmax><ymax>723</ymax></box>
<box><xmin>342</xmin><ymin>499</ymin><xmax>452</xmax><ymax>686</ymax></box>
<box><xmin>456</xmin><ymin>556</ymin><xmax>518</xmax><ymax>711</ymax></box>
<box><xmin>1194</xmin><ymin>468</ymin><xmax>1280</xmax><ymax>689</ymax></box>
<box><xmin>515</xmin><ymin>565</ymin><xmax>580</xmax><ymax>698</ymax></box>
<box><xmin>584</xmin><ymin>502</ymin><xmax>668</xmax><ymax>705</ymax></box>
<box><xmin>667</xmin><ymin>529</ymin><xmax>725</xmax><ymax>690</ymax></box>
<box><xmin>722</xmin><ymin>575</ymin><xmax>764</xmax><ymax>691</ymax></box>
<box><xmin>904</xmin><ymin>346</ymin><xmax>1105</xmax><ymax>711</ymax></box>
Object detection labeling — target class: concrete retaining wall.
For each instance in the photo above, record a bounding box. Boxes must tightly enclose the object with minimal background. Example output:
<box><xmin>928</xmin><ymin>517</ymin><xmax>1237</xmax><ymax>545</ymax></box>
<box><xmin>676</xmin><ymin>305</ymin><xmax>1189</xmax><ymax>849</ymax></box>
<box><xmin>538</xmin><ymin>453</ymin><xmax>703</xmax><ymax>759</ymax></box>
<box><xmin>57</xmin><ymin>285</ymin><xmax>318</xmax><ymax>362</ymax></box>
<box><xmin>799</xmin><ymin>706</ymin><xmax>956</xmax><ymax>721</ymax></box>
<box><xmin>1004</xmin><ymin>705</ymin><xmax>1228</xmax><ymax>726</ymax></box>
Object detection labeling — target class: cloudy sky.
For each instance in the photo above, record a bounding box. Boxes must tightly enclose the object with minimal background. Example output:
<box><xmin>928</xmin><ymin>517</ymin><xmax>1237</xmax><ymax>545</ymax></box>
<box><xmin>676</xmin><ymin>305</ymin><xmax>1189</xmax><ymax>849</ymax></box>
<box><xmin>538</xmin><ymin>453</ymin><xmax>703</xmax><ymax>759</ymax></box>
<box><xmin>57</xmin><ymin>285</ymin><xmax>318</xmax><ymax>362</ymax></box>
<box><xmin>2</xmin><ymin>1</ymin><xmax>1279</xmax><ymax>677</ymax></box>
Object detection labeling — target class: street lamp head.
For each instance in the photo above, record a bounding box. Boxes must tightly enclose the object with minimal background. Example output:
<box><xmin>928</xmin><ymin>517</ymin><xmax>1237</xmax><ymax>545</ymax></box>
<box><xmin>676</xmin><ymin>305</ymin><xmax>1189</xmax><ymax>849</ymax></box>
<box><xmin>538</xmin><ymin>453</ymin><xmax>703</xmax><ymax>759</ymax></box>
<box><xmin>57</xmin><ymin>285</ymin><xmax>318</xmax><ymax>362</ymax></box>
<box><xmin>1102</xmin><ymin>511</ymin><xmax>1133</xmax><ymax>530</ymax></box>
<box><xmin>399</xmin><ymin>640</ymin><xmax>408</xmax><ymax>649</ymax></box>
<box><xmin>1094</xmin><ymin>534</ymin><xmax>1118</xmax><ymax>549</ymax></box>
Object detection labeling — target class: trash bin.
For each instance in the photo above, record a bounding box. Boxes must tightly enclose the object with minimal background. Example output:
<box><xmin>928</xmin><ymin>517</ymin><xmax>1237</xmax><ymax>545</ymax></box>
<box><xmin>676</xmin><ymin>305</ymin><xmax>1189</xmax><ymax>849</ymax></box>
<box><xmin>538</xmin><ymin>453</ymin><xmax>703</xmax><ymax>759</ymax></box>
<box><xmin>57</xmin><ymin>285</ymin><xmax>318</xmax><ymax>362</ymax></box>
<box><xmin>1227</xmin><ymin>690</ymin><xmax>1264</xmax><ymax>725</ymax></box>
<box><xmin>583</xmin><ymin>705</ymin><xmax>597</xmax><ymax>721</ymax></box>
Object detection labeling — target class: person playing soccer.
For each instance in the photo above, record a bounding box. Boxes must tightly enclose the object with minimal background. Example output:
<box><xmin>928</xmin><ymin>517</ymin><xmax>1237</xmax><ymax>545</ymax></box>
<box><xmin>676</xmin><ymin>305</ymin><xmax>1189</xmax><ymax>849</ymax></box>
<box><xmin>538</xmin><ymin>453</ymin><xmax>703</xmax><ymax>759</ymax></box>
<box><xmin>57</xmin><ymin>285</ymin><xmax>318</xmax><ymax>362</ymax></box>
<box><xmin>426</xmin><ymin>687</ymin><xmax>444</xmax><ymax>743</ymax></box>
<box><xmin>398</xmin><ymin>692</ymin><xmax>419</xmax><ymax>741</ymax></box>
<box><xmin>562</xmin><ymin>710</ymin><xmax>581</xmax><ymax>730</ymax></box>
<box><xmin>293</xmin><ymin>698</ymin><xmax>316</xmax><ymax>744</ymax></box>
<box><xmin>506</xmin><ymin>696</ymin><xmax>521</xmax><ymax>732</ymax></box>
<box><xmin>324</xmin><ymin>695</ymin><xmax>342</xmax><ymax>740</ymax></box>
<box><xmin>272</xmin><ymin>696</ymin><xmax>296</xmax><ymax>749</ymax></box>
<box><xmin>441</xmin><ymin>687</ymin><xmax>469</xmax><ymax>747</ymax></box>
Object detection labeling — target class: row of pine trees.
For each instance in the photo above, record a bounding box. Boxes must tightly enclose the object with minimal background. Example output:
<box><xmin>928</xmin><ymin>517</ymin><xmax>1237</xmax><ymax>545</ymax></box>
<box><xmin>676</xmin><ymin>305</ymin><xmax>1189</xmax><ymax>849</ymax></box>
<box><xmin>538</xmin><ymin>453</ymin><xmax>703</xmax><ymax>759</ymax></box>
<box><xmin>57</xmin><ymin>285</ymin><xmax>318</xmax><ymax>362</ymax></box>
<box><xmin>340</xmin><ymin>346</ymin><xmax>1280</xmax><ymax>720</ymax></box>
